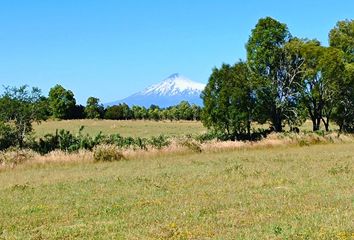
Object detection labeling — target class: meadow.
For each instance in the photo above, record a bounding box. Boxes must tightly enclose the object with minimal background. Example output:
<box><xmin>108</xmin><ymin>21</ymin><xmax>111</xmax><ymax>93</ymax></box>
<box><xmin>0</xmin><ymin>140</ymin><xmax>353</xmax><ymax>239</ymax></box>
<box><xmin>33</xmin><ymin>120</ymin><xmax>206</xmax><ymax>138</ymax></box>
<box><xmin>33</xmin><ymin>119</ymin><xmax>325</xmax><ymax>139</ymax></box>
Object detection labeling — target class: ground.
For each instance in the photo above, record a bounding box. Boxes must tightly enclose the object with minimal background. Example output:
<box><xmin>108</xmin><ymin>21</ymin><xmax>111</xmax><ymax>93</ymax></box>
<box><xmin>33</xmin><ymin>120</ymin><xmax>206</xmax><ymax>138</ymax></box>
<box><xmin>0</xmin><ymin>143</ymin><xmax>353</xmax><ymax>239</ymax></box>
<box><xmin>33</xmin><ymin>119</ymin><xmax>336</xmax><ymax>139</ymax></box>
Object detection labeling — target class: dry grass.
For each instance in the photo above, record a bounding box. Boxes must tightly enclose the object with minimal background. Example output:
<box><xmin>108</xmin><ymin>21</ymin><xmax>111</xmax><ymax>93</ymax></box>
<box><xmin>0</xmin><ymin>140</ymin><xmax>353</xmax><ymax>239</ymax></box>
<box><xmin>33</xmin><ymin>119</ymin><xmax>206</xmax><ymax>138</ymax></box>
<box><xmin>1</xmin><ymin>133</ymin><xmax>353</xmax><ymax>170</ymax></box>
<box><xmin>33</xmin><ymin>119</ymin><xmax>338</xmax><ymax>139</ymax></box>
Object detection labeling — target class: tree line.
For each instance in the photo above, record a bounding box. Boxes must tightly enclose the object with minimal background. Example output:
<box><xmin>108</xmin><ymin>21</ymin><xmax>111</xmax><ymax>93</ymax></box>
<box><xmin>202</xmin><ymin>17</ymin><xmax>354</xmax><ymax>140</ymax></box>
<box><xmin>0</xmin><ymin>84</ymin><xmax>202</xmax><ymax>149</ymax></box>
<box><xmin>47</xmin><ymin>84</ymin><xmax>202</xmax><ymax>121</ymax></box>
<box><xmin>0</xmin><ymin>84</ymin><xmax>202</xmax><ymax>121</ymax></box>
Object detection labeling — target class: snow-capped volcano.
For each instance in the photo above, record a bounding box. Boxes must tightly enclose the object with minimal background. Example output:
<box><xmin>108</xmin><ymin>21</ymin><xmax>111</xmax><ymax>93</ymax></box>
<box><xmin>141</xmin><ymin>73</ymin><xmax>205</xmax><ymax>96</ymax></box>
<box><xmin>107</xmin><ymin>74</ymin><xmax>206</xmax><ymax>107</ymax></box>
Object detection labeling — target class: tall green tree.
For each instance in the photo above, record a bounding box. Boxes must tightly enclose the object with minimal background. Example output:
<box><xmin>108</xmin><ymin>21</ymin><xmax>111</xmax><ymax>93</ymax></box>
<box><xmin>329</xmin><ymin>19</ymin><xmax>354</xmax><ymax>132</ymax></box>
<box><xmin>202</xmin><ymin>62</ymin><xmax>255</xmax><ymax>140</ymax></box>
<box><xmin>85</xmin><ymin>97</ymin><xmax>104</xmax><ymax>119</ymax></box>
<box><xmin>246</xmin><ymin>17</ymin><xmax>304</xmax><ymax>132</ymax></box>
<box><xmin>0</xmin><ymin>86</ymin><xmax>48</xmax><ymax>148</ymax></box>
<box><xmin>104</xmin><ymin>103</ymin><xmax>132</xmax><ymax>120</ymax></box>
<box><xmin>329</xmin><ymin>19</ymin><xmax>354</xmax><ymax>63</ymax></box>
<box><xmin>48</xmin><ymin>84</ymin><xmax>76</xmax><ymax>119</ymax></box>
<box><xmin>176</xmin><ymin>101</ymin><xmax>193</xmax><ymax>120</ymax></box>
<box><xmin>191</xmin><ymin>104</ymin><xmax>202</xmax><ymax>121</ymax></box>
<box><xmin>332</xmin><ymin>63</ymin><xmax>354</xmax><ymax>132</ymax></box>
<box><xmin>104</xmin><ymin>105</ymin><xmax>123</xmax><ymax>120</ymax></box>
<box><xmin>299</xmin><ymin>40</ymin><xmax>345</xmax><ymax>131</ymax></box>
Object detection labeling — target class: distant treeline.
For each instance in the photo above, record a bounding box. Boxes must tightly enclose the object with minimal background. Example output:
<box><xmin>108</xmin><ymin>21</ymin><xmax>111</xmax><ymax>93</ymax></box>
<box><xmin>0</xmin><ymin>84</ymin><xmax>202</xmax><ymax>122</ymax></box>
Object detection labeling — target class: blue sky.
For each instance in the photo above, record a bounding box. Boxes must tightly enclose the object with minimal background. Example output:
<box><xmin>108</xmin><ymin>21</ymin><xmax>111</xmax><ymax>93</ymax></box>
<box><xmin>1</xmin><ymin>0</ymin><xmax>353</xmax><ymax>104</ymax></box>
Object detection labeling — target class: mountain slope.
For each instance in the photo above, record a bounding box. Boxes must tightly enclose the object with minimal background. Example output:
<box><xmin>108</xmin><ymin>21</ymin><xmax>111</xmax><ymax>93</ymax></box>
<box><xmin>107</xmin><ymin>74</ymin><xmax>206</xmax><ymax>107</ymax></box>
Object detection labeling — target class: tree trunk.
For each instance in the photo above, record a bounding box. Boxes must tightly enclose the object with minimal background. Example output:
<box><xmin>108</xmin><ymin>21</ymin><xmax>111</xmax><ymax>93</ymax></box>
<box><xmin>273</xmin><ymin>115</ymin><xmax>282</xmax><ymax>132</ymax></box>
<box><xmin>247</xmin><ymin>120</ymin><xmax>251</xmax><ymax>139</ymax></box>
<box><xmin>322</xmin><ymin>118</ymin><xmax>330</xmax><ymax>131</ymax></box>
<box><xmin>313</xmin><ymin>118</ymin><xmax>321</xmax><ymax>131</ymax></box>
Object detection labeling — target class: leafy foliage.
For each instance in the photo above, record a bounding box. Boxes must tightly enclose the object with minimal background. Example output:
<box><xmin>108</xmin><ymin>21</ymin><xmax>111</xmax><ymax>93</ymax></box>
<box><xmin>329</xmin><ymin>19</ymin><xmax>354</xmax><ymax>132</ymax></box>
<box><xmin>202</xmin><ymin>62</ymin><xmax>255</xmax><ymax>140</ymax></box>
<box><xmin>0</xmin><ymin>86</ymin><xmax>48</xmax><ymax>147</ymax></box>
<box><xmin>85</xmin><ymin>97</ymin><xmax>104</xmax><ymax>119</ymax></box>
<box><xmin>48</xmin><ymin>84</ymin><xmax>76</xmax><ymax>119</ymax></box>
<box><xmin>246</xmin><ymin>17</ymin><xmax>304</xmax><ymax>132</ymax></box>
<box><xmin>329</xmin><ymin>19</ymin><xmax>354</xmax><ymax>63</ymax></box>
<box><xmin>29</xmin><ymin>126</ymin><xmax>172</xmax><ymax>154</ymax></box>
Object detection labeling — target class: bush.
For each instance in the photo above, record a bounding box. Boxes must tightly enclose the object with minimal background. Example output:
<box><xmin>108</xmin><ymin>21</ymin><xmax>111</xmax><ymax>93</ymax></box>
<box><xmin>93</xmin><ymin>145</ymin><xmax>125</xmax><ymax>162</ymax></box>
<box><xmin>30</xmin><ymin>128</ymin><xmax>173</xmax><ymax>154</ymax></box>
<box><xmin>135</xmin><ymin>137</ymin><xmax>148</xmax><ymax>150</ymax></box>
<box><xmin>149</xmin><ymin>135</ymin><xmax>170</xmax><ymax>149</ymax></box>
<box><xmin>32</xmin><ymin>127</ymin><xmax>104</xmax><ymax>154</ymax></box>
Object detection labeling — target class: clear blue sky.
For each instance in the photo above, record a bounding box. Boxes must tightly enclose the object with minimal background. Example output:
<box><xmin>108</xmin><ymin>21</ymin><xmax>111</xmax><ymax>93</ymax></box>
<box><xmin>1</xmin><ymin>0</ymin><xmax>353</xmax><ymax>104</ymax></box>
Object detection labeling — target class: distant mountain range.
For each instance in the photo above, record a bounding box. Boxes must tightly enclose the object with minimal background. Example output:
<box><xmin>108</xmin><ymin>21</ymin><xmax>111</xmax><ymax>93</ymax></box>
<box><xmin>106</xmin><ymin>73</ymin><xmax>206</xmax><ymax>108</ymax></box>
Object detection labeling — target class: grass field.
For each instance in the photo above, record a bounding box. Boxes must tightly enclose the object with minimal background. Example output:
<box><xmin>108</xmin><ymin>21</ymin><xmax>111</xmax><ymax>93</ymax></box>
<box><xmin>34</xmin><ymin>119</ymin><xmax>206</xmax><ymax>137</ymax></box>
<box><xmin>0</xmin><ymin>142</ymin><xmax>353</xmax><ymax>239</ymax></box>
<box><xmin>33</xmin><ymin>119</ymin><xmax>338</xmax><ymax>139</ymax></box>
<box><xmin>33</xmin><ymin>120</ymin><xmax>206</xmax><ymax>138</ymax></box>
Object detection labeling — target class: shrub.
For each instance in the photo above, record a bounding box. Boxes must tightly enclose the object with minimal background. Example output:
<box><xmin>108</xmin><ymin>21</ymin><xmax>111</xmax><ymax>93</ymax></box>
<box><xmin>93</xmin><ymin>145</ymin><xmax>125</xmax><ymax>162</ymax></box>
<box><xmin>135</xmin><ymin>137</ymin><xmax>148</xmax><ymax>150</ymax></box>
<box><xmin>32</xmin><ymin>127</ymin><xmax>104</xmax><ymax>154</ymax></box>
<box><xmin>149</xmin><ymin>135</ymin><xmax>170</xmax><ymax>149</ymax></box>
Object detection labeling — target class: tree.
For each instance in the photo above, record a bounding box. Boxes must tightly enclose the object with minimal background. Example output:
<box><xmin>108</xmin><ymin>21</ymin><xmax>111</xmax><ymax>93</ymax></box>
<box><xmin>246</xmin><ymin>17</ymin><xmax>304</xmax><ymax>132</ymax></box>
<box><xmin>332</xmin><ymin>62</ymin><xmax>354</xmax><ymax>132</ymax></box>
<box><xmin>329</xmin><ymin>19</ymin><xmax>354</xmax><ymax>132</ymax></box>
<box><xmin>298</xmin><ymin>40</ymin><xmax>345</xmax><ymax>131</ymax></box>
<box><xmin>131</xmin><ymin>105</ymin><xmax>143</xmax><ymax>120</ymax></box>
<box><xmin>104</xmin><ymin>103</ymin><xmax>131</xmax><ymax>120</ymax></box>
<box><xmin>329</xmin><ymin>19</ymin><xmax>354</xmax><ymax>63</ymax></box>
<box><xmin>176</xmin><ymin>101</ymin><xmax>193</xmax><ymax>120</ymax></box>
<box><xmin>85</xmin><ymin>97</ymin><xmax>104</xmax><ymax>119</ymax></box>
<box><xmin>202</xmin><ymin>62</ymin><xmax>255</xmax><ymax>140</ymax></box>
<box><xmin>191</xmin><ymin>104</ymin><xmax>202</xmax><ymax>121</ymax></box>
<box><xmin>71</xmin><ymin>104</ymin><xmax>85</xmax><ymax>119</ymax></box>
<box><xmin>121</xmin><ymin>103</ymin><xmax>132</xmax><ymax>120</ymax></box>
<box><xmin>0</xmin><ymin>86</ymin><xmax>48</xmax><ymax>148</ymax></box>
<box><xmin>104</xmin><ymin>105</ymin><xmax>123</xmax><ymax>120</ymax></box>
<box><xmin>319</xmin><ymin>47</ymin><xmax>345</xmax><ymax>131</ymax></box>
<box><xmin>48</xmin><ymin>84</ymin><xmax>76</xmax><ymax>119</ymax></box>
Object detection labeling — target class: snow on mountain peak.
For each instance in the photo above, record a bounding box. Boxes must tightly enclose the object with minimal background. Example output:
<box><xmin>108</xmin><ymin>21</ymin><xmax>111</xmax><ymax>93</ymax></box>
<box><xmin>142</xmin><ymin>73</ymin><xmax>205</xmax><ymax>96</ymax></box>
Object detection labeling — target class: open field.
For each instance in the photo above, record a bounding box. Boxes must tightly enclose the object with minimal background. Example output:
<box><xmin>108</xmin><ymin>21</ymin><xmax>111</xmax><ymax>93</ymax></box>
<box><xmin>0</xmin><ymin>142</ymin><xmax>353</xmax><ymax>239</ymax></box>
<box><xmin>33</xmin><ymin>119</ymin><xmax>336</xmax><ymax>139</ymax></box>
<box><xmin>33</xmin><ymin>120</ymin><xmax>207</xmax><ymax>138</ymax></box>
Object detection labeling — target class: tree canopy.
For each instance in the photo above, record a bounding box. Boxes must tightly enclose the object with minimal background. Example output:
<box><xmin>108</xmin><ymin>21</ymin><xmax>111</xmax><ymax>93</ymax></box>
<box><xmin>48</xmin><ymin>84</ymin><xmax>77</xmax><ymax>119</ymax></box>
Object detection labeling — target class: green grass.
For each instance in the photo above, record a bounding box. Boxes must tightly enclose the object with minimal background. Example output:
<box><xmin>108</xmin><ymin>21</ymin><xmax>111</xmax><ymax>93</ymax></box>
<box><xmin>33</xmin><ymin>119</ymin><xmax>337</xmax><ymax>139</ymax></box>
<box><xmin>0</xmin><ymin>143</ymin><xmax>353</xmax><ymax>239</ymax></box>
<box><xmin>33</xmin><ymin>120</ymin><xmax>206</xmax><ymax>138</ymax></box>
